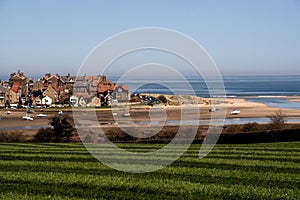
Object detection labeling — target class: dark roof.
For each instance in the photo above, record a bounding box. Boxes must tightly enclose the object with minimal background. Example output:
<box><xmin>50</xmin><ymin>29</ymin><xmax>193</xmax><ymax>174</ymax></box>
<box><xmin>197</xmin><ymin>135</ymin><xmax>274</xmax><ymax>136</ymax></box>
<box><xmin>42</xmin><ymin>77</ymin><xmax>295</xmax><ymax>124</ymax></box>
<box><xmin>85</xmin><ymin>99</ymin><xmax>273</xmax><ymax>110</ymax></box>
<box><xmin>60</xmin><ymin>75</ymin><xmax>76</xmax><ymax>83</ymax></box>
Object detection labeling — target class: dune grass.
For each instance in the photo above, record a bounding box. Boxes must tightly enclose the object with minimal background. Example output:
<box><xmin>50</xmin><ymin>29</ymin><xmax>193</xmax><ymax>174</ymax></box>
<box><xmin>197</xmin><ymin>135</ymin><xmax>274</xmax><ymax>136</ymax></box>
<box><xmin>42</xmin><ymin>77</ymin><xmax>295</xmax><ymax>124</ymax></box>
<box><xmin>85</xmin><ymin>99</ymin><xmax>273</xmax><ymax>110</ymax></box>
<box><xmin>0</xmin><ymin>142</ymin><xmax>299</xmax><ymax>199</ymax></box>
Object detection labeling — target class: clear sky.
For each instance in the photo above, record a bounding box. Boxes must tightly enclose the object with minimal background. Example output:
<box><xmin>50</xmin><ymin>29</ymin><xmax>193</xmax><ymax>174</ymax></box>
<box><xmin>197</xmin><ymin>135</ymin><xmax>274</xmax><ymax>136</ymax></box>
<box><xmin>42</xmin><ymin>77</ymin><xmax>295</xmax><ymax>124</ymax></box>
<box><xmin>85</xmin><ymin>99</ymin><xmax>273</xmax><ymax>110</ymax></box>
<box><xmin>0</xmin><ymin>0</ymin><xmax>300</xmax><ymax>77</ymax></box>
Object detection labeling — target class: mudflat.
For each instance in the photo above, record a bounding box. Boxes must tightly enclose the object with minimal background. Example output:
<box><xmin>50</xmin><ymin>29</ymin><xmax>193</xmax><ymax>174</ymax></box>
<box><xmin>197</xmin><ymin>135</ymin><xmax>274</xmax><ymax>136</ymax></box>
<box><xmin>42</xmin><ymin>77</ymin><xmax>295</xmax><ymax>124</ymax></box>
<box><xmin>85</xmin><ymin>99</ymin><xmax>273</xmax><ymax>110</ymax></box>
<box><xmin>1</xmin><ymin>96</ymin><xmax>300</xmax><ymax>130</ymax></box>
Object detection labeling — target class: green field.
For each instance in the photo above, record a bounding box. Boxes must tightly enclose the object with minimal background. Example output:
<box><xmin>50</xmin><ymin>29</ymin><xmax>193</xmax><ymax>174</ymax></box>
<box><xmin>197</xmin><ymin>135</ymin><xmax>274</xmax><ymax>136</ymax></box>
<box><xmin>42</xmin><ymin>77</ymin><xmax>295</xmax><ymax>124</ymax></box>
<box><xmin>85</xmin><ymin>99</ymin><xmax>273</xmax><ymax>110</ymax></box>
<box><xmin>0</xmin><ymin>142</ymin><xmax>300</xmax><ymax>199</ymax></box>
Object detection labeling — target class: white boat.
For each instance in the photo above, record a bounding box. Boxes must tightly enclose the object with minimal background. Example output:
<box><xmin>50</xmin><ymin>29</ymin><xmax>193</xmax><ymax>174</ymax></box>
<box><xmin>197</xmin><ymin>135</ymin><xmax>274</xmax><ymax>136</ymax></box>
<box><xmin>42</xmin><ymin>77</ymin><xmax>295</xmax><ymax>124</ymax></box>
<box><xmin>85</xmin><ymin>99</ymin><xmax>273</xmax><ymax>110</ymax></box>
<box><xmin>209</xmin><ymin>107</ymin><xmax>217</xmax><ymax>112</ymax></box>
<box><xmin>37</xmin><ymin>114</ymin><xmax>47</xmax><ymax>118</ymax></box>
<box><xmin>58</xmin><ymin>110</ymin><xmax>63</xmax><ymax>115</ymax></box>
<box><xmin>231</xmin><ymin>109</ymin><xmax>240</xmax><ymax>115</ymax></box>
<box><xmin>122</xmin><ymin>113</ymin><xmax>131</xmax><ymax>117</ymax></box>
<box><xmin>7</xmin><ymin>111</ymin><xmax>11</xmax><ymax>114</ymax></box>
<box><xmin>23</xmin><ymin>116</ymin><xmax>33</xmax><ymax>121</ymax></box>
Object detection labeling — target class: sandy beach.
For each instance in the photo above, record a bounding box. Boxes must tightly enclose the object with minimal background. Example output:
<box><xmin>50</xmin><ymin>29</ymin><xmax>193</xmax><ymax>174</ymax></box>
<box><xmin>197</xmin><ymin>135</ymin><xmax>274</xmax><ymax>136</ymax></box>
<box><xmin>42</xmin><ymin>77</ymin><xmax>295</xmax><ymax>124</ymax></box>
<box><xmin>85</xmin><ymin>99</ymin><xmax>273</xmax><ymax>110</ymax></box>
<box><xmin>219</xmin><ymin>97</ymin><xmax>300</xmax><ymax>118</ymax></box>
<box><xmin>1</xmin><ymin>96</ymin><xmax>300</xmax><ymax>131</ymax></box>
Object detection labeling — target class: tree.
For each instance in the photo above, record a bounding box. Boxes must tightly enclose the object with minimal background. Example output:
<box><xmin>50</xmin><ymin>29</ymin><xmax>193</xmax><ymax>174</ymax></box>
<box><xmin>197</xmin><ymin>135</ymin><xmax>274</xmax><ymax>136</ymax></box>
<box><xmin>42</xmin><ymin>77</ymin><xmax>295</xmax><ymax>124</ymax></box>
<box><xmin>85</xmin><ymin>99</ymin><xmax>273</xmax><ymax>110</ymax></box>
<box><xmin>268</xmin><ymin>110</ymin><xmax>286</xmax><ymax>129</ymax></box>
<box><xmin>50</xmin><ymin>115</ymin><xmax>74</xmax><ymax>142</ymax></box>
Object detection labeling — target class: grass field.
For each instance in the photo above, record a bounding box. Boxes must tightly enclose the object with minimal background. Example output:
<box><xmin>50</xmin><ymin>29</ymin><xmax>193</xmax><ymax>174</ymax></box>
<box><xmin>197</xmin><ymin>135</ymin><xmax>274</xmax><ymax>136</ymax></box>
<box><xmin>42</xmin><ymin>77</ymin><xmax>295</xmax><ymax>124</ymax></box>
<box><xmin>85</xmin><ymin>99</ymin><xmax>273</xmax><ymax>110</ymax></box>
<box><xmin>0</xmin><ymin>142</ymin><xmax>299</xmax><ymax>199</ymax></box>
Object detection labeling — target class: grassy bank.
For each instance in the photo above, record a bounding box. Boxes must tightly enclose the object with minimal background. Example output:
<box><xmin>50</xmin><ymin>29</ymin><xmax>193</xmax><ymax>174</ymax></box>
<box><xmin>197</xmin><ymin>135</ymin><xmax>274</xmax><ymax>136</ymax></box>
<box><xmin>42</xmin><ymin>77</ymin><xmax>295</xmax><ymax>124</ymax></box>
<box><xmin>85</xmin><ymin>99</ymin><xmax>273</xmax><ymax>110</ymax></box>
<box><xmin>0</xmin><ymin>142</ymin><xmax>300</xmax><ymax>199</ymax></box>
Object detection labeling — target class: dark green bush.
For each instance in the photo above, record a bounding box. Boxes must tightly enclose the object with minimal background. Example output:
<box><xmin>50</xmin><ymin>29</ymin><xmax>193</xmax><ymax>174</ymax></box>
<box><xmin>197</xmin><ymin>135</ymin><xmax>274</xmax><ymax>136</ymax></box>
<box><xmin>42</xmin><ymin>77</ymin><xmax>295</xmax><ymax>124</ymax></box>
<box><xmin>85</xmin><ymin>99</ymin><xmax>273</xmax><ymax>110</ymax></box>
<box><xmin>242</xmin><ymin>122</ymin><xmax>261</xmax><ymax>132</ymax></box>
<box><xmin>34</xmin><ymin>128</ymin><xmax>54</xmax><ymax>142</ymax></box>
<box><xmin>50</xmin><ymin>115</ymin><xmax>74</xmax><ymax>142</ymax></box>
<box><xmin>34</xmin><ymin>115</ymin><xmax>74</xmax><ymax>143</ymax></box>
<box><xmin>226</xmin><ymin>124</ymin><xmax>243</xmax><ymax>133</ymax></box>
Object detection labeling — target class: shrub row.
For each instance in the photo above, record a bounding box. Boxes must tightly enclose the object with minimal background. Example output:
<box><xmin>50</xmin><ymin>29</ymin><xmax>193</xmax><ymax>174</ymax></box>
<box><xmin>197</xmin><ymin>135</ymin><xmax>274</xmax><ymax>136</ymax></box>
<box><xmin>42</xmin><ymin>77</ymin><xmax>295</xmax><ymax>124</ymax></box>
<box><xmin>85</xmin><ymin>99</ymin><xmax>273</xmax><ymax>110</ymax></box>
<box><xmin>205</xmin><ymin>128</ymin><xmax>300</xmax><ymax>144</ymax></box>
<box><xmin>80</xmin><ymin>126</ymin><xmax>204</xmax><ymax>144</ymax></box>
<box><xmin>0</xmin><ymin>131</ymin><xmax>25</xmax><ymax>142</ymax></box>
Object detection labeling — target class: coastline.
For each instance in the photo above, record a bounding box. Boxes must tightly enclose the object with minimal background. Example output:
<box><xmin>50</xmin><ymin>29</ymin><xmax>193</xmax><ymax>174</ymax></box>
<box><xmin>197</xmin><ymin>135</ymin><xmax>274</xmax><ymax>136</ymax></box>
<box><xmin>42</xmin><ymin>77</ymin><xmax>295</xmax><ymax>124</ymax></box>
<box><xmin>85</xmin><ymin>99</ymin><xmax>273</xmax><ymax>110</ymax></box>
<box><xmin>1</xmin><ymin>95</ymin><xmax>300</xmax><ymax>132</ymax></box>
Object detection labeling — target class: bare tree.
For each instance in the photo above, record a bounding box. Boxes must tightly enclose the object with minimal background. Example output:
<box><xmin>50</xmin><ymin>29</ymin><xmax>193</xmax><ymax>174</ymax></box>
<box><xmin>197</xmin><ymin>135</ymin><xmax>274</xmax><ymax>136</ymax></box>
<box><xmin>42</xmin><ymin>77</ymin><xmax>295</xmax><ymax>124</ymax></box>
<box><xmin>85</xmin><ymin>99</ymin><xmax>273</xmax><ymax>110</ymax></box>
<box><xmin>268</xmin><ymin>110</ymin><xmax>286</xmax><ymax>129</ymax></box>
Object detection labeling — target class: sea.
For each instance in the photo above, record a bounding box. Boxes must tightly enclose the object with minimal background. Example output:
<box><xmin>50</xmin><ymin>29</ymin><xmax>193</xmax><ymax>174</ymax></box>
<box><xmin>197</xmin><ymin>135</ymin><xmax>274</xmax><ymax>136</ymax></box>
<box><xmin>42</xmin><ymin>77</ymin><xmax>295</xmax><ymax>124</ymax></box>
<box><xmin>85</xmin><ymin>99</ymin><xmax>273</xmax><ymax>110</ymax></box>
<box><xmin>110</xmin><ymin>75</ymin><xmax>300</xmax><ymax>98</ymax></box>
<box><xmin>111</xmin><ymin>75</ymin><xmax>300</xmax><ymax>111</ymax></box>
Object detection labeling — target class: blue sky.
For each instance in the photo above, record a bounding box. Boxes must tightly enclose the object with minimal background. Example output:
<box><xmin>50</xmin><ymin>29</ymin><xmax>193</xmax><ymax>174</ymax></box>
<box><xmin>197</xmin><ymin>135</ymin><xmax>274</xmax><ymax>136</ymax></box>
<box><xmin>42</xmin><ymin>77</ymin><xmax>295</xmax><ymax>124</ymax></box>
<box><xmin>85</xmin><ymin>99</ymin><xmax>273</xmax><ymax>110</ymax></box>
<box><xmin>0</xmin><ymin>0</ymin><xmax>300</xmax><ymax>77</ymax></box>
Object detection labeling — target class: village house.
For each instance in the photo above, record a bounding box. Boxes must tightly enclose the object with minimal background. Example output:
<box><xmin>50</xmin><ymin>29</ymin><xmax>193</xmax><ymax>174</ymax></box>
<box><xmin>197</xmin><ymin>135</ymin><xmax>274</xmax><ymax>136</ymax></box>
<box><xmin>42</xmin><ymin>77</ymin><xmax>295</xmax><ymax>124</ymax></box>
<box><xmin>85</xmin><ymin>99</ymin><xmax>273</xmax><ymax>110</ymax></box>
<box><xmin>6</xmin><ymin>84</ymin><xmax>18</xmax><ymax>104</ymax></box>
<box><xmin>112</xmin><ymin>84</ymin><xmax>130</xmax><ymax>103</ymax></box>
<box><xmin>73</xmin><ymin>76</ymin><xmax>90</xmax><ymax>94</ymax></box>
<box><xmin>0</xmin><ymin>85</ymin><xmax>6</xmax><ymax>107</ymax></box>
<box><xmin>42</xmin><ymin>84</ymin><xmax>58</xmax><ymax>104</ymax></box>
<box><xmin>60</xmin><ymin>73</ymin><xmax>75</xmax><ymax>87</ymax></box>
<box><xmin>78</xmin><ymin>96</ymin><xmax>87</xmax><ymax>107</ymax></box>
<box><xmin>97</xmin><ymin>76</ymin><xmax>115</xmax><ymax>106</ymax></box>
<box><xmin>87</xmin><ymin>96</ymin><xmax>101</xmax><ymax>107</ymax></box>
<box><xmin>44</xmin><ymin>73</ymin><xmax>64</xmax><ymax>90</ymax></box>
<box><xmin>32</xmin><ymin>79</ymin><xmax>44</xmax><ymax>91</ymax></box>
<box><xmin>8</xmin><ymin>70</ymin><xmax>28</xmax><ymax>97</ymax></box>
<box><xmin>57</xmin><ymin>86</ymin><xmax>72</xmax><ymax>105</ymax></box>
<box><xmin>59</xmin><ymin>73</ymin><xmax>76</xmax><ymax>105</ymax></box>
<box><xmin>83</xmin><ymin>75</ymin><xmax>102</xmax><ymax>94</ymax></box>
<box><xmin>70</xmin><ymin>95</ymin><xmax>79</xmax><ymax>107</ymax></box>
<box><xmin>41</xmin><ymin>96</ymin><xmax>52</xmax><ymax>107</ymax></box>
<box><xmin>70</xmin><ymin>75</ymin><xmax>112</xmax><ymax>107</ymax></box>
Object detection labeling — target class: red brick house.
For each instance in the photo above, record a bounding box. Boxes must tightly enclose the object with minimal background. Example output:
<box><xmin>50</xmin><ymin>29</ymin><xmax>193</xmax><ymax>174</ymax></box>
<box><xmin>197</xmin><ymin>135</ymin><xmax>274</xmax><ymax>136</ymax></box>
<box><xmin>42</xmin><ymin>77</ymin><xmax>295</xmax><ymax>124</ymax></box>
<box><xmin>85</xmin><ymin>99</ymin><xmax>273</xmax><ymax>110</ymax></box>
<box><xmin>8</xmin><ymin>70</ymin><xmax>28</xmax><ymax>97</ymax></box>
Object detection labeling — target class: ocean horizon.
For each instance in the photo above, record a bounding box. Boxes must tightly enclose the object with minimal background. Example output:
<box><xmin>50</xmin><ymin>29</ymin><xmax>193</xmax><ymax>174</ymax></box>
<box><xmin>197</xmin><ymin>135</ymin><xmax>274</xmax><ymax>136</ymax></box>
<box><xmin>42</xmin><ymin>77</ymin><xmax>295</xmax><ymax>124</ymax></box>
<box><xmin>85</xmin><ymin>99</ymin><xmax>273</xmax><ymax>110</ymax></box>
<box><xmin>110</xmin><ymin>75</ymin><xmax>300</xmax><ymax>98</ymax></box>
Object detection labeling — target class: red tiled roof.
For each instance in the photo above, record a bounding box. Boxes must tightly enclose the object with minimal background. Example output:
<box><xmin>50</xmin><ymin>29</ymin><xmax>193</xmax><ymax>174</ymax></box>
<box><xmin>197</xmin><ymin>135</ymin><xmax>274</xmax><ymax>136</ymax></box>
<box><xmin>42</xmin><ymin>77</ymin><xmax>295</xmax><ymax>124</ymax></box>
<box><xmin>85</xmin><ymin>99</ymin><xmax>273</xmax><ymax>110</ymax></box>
<box><xmin>84</xmin><ymin>76</ymin><xmax>94</xmax><ymax>81</ymax></box>
<box><xmin>92</xmin><ymin>80</ymin><xmax>99</xmax><ymax>87</ymax></box>
<box><xmin>97</xmin><ymin>83</ymin><xmax>115</xmax><ymax>93</ymax></box>
<box><xmin>84</xmin><ymin>75</ymin><xmax>103</xmax><ymax>82</ymax></box>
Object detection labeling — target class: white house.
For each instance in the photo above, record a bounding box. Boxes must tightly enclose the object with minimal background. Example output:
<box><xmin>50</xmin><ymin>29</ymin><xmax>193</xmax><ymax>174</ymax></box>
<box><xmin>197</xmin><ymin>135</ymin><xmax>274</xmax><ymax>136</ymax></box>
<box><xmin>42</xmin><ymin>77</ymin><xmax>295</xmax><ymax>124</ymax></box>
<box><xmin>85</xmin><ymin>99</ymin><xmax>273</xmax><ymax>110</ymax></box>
<box><xmin>104</xmin><ymin>94</ymin><xmax>113</xmax><ymax>106</ymax></box>
<box><xmin>78</xmin><ymin>96</ymin><xmax>87</xmax><ymax>107</ymax></box>
<box><xmin>42</xmin><ymin>96</ymin><xmax>52</xmax><ymax>107</ymax></box>
<box><xmin>70</xmin><ymin>95</ymin><xmax>79</xmax><ymax>107</ymax></box>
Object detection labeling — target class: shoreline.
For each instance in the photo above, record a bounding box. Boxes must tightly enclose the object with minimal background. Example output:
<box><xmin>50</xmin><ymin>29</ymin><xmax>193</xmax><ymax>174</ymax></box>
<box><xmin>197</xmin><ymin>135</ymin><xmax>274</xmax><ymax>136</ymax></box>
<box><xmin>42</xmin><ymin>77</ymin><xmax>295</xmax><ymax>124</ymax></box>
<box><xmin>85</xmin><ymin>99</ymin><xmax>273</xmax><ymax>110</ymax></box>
<box><xmin>1</xmin><ymin>95</ymin><xmax>300</xmax><ymax>131</ymax></box>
